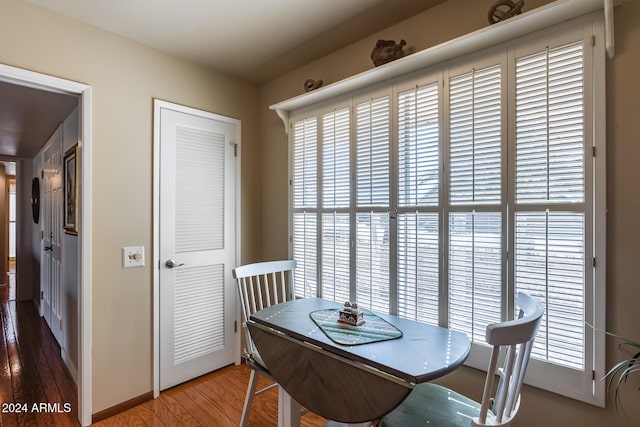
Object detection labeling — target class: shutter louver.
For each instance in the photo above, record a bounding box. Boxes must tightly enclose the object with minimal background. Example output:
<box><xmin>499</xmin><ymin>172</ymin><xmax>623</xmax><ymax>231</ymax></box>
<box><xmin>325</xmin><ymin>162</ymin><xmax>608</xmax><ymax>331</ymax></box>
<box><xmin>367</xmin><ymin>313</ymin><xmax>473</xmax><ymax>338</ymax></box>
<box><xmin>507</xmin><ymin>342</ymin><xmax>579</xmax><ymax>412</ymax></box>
<box><xmin>398</xmin><ymin>83</ymin><xmax>440</xmax><ymax>207</ymax></box>
<box><xmin>515</xmin><ymin>211</ymin><xmax>584</xmax><ymax>369</ymax></box>
<box><xmin>449</xmin><ymin>212</ymin><xmax>502</xmax><ymax>342</ymax></box>
<box><xmin>293</xmin><ymin>212</ymin><xmax>317</xmax><ymax>298</ymax></box>
<box><xmin>323</xmin><ymin>109</ymin><xmax>350</xmax><ymax>208</ymax></box>
<box><xmin>357</xmin><ymin>97</ymin><xmax>390</xmax><ymax>206</ymax></box>
<box><xmin>397</xmin><ymin>212</ymin><xmax>439</xmax><ymax>325</ymax></box>
<box><xmin>356</xmin><ymin>212</ymin><xmax>389</xmax><ymax>313</ymax></box>
<box><xmin>449</xmin><ymin>65</ymin><xmax>502</xmax><ymax>205</ymax></box>
<box><xmin>322</xmin><ymin>213</ymin><xmax>350</xmax><ymax>302</ymax></box>
<box><xmin>516</xmin><ymin>42</ymin><xmax>584</xmax><ymax>203</ymax></box>
<box><xmin>293</xmin><ymin>118</ymin><xmax>317</xmax><ymax>209</ymax></box>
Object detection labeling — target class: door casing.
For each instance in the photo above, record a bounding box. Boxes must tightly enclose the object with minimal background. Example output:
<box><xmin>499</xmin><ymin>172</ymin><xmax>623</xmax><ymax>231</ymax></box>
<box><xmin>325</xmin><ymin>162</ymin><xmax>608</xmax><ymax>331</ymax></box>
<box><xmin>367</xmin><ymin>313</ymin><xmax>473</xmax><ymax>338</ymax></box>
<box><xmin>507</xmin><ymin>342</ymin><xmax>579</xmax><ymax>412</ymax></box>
<box><xmin>0</xmin><ymin>64</ymin><xmax>92</xmax><ymax>426</ymax></box>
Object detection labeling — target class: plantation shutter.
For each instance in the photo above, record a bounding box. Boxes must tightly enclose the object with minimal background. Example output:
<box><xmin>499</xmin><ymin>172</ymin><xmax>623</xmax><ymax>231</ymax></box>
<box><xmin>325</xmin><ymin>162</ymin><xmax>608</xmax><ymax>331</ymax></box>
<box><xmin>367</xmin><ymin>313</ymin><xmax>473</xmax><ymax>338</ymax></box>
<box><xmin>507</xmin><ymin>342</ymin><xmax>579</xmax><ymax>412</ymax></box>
<box><xmin>321</xmin><ymin>108</ymin><xmax>351</xmax><ymax>302</ymax></box>
<box><xmin>448</xmin><ymin>64</ymin><xmax>503</xmax><ymax>342</ymax></box>
<box><xmin>292</xmin><ymin>117</ymin><xmax>318</xmax><ymax>298</ymax></box>
<box><xmin>397</xmin><ymin>82</ymin><xmax>440</xmax><ymax>325</ymax></box>
<box><xmin>356</xmin><ymin>96</ymin><xmax>390</xmax><ymax>312</ymax></box>
<box><xmin>514</xmin><ymin>41</ymin><xmax>586</xmax><ymax>369</ymax></box>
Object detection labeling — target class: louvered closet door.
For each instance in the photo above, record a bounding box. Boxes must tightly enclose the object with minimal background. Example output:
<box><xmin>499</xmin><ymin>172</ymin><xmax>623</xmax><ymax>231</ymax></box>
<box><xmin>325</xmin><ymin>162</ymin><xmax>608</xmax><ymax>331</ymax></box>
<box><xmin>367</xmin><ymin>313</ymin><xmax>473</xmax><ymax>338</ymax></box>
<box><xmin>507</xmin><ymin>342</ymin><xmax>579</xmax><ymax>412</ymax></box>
<box><xmin>159</xmin><ymin>105</ymin><xmax>237</xmax><ymax>390</ymax></box>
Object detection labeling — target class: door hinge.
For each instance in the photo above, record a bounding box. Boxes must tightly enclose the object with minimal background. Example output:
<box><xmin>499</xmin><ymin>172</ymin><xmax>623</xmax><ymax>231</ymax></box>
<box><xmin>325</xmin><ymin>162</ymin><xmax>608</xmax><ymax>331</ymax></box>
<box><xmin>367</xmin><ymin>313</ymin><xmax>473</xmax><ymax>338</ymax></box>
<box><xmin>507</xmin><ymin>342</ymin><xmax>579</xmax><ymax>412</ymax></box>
<box><xmin>593</xmin><ymin>257</ymin><xmax>597</xmax><ymax>268</ymax></box>
<box><xmin>592</xmin><ymin>146</ymin><xmax>597</xmax><ymax>157</ymax></box>
<box><xmin>41</xmin><ymin>230</ymin><xmax>45</xmax><ymax>239</ymax></box>
<box><xmin>231</xmin><ymin>142</ymin><xmax>238</xmax><ymax>157</ymax></box>
<box><xmin>41</xmin><ymin>170</ymin><xmax>44</xmax><ymax>179</ymax></box>
<box><xmin>234</xmin><ymin>320</ymin><xmax>238</xmax><ymax>333</ymax></box>
<box><xmin>592</xmin><ymin>370</ymin><xmax>596</xmax><ymax>381</ymax></box>
<box><xmin>40</xmin><ymin>291</ymin><xmax>44</xmax><ymax>300</ymax></box>
<box><xmin>592</xmin><ymin>36</ymin><xmax>596</xmax><ymax>47</ymax></box>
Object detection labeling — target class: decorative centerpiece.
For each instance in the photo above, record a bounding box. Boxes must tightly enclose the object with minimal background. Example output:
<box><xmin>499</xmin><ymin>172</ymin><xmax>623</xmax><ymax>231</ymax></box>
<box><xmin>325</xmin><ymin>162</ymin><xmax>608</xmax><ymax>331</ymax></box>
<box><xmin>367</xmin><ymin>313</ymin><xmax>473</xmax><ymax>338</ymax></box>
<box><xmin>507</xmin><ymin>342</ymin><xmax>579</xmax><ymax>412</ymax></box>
<box><xmin>338</xmin><ymin>301</ymin><xmax>365</xmax><ymax>326</ymax></box>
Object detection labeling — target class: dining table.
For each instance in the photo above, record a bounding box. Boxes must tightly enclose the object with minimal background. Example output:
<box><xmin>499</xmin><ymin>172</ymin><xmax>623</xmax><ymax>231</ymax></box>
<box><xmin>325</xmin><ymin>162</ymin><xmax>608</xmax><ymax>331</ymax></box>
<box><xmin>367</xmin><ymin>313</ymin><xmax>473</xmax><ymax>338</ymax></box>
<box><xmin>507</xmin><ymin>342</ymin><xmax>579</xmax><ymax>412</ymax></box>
<box><xmin>247</xmin><ymin>297</ymin><xmax>471</xmax><ymax>427</ymax></box>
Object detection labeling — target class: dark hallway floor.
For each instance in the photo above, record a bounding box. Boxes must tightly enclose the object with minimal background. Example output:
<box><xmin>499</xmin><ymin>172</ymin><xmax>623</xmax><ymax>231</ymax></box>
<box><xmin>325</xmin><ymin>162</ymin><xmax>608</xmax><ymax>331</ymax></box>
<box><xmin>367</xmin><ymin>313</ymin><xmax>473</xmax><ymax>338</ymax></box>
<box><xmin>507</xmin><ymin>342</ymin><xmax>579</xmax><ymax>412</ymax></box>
<box><xmin>0</xmin><ymin>296</ymin><xmax>79</xmax><ymax>426</ymax></box>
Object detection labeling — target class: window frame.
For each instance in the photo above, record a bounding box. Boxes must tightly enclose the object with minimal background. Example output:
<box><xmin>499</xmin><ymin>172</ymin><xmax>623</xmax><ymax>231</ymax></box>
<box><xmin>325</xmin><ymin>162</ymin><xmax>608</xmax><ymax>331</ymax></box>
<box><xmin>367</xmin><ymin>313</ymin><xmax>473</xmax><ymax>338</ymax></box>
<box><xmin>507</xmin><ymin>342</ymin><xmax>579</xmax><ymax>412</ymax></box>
<box><xmin>287</xmin><ymin>12</ymin><xmax>606</xmax><ymax>406</ymax></box>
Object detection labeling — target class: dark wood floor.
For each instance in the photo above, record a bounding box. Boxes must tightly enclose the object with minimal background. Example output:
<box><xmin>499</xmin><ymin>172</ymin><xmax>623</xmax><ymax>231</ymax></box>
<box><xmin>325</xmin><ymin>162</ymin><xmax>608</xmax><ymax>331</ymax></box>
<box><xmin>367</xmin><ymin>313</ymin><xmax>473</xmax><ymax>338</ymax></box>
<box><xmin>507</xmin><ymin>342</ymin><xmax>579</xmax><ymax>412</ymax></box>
<box><xmin>0</xmin><ymin>270</ymin><xmax>328</xmax><ymax>426</ymax></box>
<box><xmin>0</xmin><ymin>300</ymin><xmax>79</xmax><ymax>427</ymax></box>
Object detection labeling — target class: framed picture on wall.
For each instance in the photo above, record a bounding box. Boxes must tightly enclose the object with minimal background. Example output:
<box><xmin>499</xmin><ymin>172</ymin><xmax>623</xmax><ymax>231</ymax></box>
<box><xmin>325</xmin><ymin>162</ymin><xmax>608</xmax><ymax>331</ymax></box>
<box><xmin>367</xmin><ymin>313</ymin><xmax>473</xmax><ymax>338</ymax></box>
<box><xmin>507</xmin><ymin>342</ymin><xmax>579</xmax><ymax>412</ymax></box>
<box><xmin>63</xmin><ymin>144</ymin><xmax>78</xmax><ymax>235</ymax></box>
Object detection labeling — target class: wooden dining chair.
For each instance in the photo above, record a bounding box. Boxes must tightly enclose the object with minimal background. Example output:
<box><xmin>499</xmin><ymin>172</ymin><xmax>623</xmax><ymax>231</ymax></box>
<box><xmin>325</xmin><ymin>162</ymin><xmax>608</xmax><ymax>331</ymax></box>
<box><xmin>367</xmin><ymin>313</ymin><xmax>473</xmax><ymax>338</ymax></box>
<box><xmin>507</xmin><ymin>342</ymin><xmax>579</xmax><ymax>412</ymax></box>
<box><xmin>233</xmin><ymin>259</ymin><xmax>298</xmax><ymax>427</ymax></box>
<box><xmin>378</xmin><ymin>292</ymin><xmax>544</xmax><ymax>427</ymax></box>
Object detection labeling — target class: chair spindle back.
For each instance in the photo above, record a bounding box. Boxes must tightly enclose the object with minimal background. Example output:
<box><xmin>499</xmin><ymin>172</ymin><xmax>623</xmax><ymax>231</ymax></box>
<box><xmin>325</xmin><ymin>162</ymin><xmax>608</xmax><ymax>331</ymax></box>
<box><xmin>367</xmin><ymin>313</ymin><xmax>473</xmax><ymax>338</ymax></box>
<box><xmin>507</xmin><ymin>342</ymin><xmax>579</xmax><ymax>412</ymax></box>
<box><xmin>233</xmin><ymin>260</ymin><xmax>297</xmax><ymax>354</ymax></box>
<box><xmin>473</xmin><ymin>292</ymin><xmax>544</xmax><ymax>427</ymax></box>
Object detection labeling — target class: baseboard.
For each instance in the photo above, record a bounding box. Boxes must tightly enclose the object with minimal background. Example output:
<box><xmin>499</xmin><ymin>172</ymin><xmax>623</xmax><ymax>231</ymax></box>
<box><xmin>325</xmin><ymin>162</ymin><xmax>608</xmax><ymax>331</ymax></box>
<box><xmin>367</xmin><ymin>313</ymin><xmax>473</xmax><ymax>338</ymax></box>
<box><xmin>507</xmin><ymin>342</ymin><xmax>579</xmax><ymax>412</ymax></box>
<box><xmin>91</xmin><ymin>391</ymin><xmax>154</xmax><ymax>423</ymax></box>
<box><xmin>61</xmin><ymin>348</ymin><xmax>78</xmax><ymax>385</ymax></box>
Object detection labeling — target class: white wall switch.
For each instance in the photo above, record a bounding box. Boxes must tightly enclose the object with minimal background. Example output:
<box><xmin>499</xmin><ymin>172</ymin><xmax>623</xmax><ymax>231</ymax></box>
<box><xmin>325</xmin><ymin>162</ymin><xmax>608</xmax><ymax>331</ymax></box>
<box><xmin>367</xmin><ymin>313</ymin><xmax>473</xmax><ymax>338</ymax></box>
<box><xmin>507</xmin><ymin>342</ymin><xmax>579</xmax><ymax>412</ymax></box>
<box><xmin>123</xmin><ymin>246</ymin><xmax>145</xmax><ymax>268</ymax></box>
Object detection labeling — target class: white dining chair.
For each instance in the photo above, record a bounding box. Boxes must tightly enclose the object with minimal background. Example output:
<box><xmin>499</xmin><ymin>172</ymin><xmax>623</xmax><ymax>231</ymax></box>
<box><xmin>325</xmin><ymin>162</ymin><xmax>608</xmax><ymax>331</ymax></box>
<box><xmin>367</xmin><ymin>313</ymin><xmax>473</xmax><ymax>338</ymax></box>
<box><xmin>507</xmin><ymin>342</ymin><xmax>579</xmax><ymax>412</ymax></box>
<box><xmin>378</xmin><ymin>292</ymin><xmax>544</xmax><ymax>427</ymax></box>
<box><xmin>233</xmin><ymin>259</ymin><xmax>298</xmax><ymax>427</ymax></box>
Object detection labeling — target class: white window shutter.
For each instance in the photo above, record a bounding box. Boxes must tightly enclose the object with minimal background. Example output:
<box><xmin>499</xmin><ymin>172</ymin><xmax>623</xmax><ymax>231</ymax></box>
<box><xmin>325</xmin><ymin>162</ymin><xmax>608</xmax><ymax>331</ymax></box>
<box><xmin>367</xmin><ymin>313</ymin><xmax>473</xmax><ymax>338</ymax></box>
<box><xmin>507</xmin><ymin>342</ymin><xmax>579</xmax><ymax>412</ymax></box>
<box><xmin>515</xmin><ymin>42</ymin><xmax>584</xmax><ymax>203</ymax></box>
<box><xmin>398</xmin><ymin>83</ymin><xmax>440</xmax><ymax>207</ymax></box>
<box><xmin>514</xmin><ymin>41</ymin><xmax>586</xmax><ymax>370</ymax></box>
<box><xmin>293</xmin><ymin>118</ymin><xmax>317</xmax><ymax>209</ymax></box>
<box><xmin>449</xmin><ymin>65</ymin><xmax>502</xmax><ymax>205</ymax></box>
<box><xmin>449</xmin><ymin>212</ymin><xmax>502</xmax><ymax>342</ymax></box>
<box><xmin>357</xmin><ymin>97</ymin><xmax>390</xmax><ymax>207</ymax></box>
<box><xmin>323</xmin><ymin>108</ymin><xmax>351</xmax><ymax>208</ymax></box>
<box><xmin>292</xmin><ymin>116</ymin><xmax>319</xmax><ymax>298</ymax></box>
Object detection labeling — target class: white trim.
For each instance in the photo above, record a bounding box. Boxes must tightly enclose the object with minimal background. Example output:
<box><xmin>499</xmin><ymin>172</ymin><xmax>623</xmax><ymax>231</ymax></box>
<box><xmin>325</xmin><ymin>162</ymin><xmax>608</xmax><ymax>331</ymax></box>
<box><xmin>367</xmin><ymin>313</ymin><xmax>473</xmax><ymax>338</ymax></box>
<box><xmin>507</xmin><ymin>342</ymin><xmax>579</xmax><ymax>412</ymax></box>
<box><xmin>592</xmin><ymin>13</ymin><xmax>608</xmax><ymax>407</ymax></box>
<box><xmin>270</xmin><ymin>0</ymin><xmax>608</xmax><ymax>129</ymax></box>
<box><xmin>0</xmin><ymin>63</ymin><xmax>93</xmax><ymax>426</ymax></box>
<box><xmin>152</xmin><ymin>99</ymin><xmax>242</xmax><ymax>397</ymax></box>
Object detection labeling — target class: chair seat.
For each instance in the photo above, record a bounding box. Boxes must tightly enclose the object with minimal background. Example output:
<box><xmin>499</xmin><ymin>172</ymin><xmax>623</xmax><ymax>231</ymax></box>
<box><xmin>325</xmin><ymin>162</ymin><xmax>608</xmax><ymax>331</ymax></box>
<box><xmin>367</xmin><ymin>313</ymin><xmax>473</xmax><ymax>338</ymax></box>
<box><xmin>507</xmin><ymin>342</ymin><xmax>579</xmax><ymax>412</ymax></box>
<box><xmin>378</xmin><ymin>383</ymin><xmax>483</xmax><ymax>427</ymax></box>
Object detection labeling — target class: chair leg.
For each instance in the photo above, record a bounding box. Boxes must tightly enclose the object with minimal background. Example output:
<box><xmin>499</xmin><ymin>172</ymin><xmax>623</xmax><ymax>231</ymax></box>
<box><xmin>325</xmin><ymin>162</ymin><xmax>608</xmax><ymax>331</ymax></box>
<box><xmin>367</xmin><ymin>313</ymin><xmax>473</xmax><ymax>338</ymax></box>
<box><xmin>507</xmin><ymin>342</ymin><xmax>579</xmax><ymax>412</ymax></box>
<box><xmin>241</xmin><ymin>369</ymin><xmax>260</xmax><ymax>427</ymax></box>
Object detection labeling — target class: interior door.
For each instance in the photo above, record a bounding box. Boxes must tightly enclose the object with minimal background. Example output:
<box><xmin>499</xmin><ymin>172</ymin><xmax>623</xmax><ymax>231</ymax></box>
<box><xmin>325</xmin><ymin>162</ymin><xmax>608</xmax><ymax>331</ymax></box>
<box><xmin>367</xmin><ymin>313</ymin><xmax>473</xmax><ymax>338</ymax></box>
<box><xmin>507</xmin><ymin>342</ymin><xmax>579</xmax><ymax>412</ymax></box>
<box><xmin>158</xmin><ymin>103</ymin><xmax>238</xmax><ymax>390</ymax></box>
<box><xmin>40</xmin><ymin>124</ymin><xmax>63</xmax><ymax>345</ymax></box>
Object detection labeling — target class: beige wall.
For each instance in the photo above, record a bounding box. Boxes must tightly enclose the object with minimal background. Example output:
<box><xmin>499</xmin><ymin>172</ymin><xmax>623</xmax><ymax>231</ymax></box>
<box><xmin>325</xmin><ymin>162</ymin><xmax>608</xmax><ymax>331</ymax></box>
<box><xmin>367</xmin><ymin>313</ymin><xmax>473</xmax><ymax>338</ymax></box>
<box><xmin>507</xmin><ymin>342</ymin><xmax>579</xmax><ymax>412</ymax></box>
<box><xmin>1</xmin><ymin>0</ymin><xmax>261</xmax><ymax>414</ymax></box>
<box><xmin>258</xmin><ymin>0</ymin><xmax>640</xmax><ymax>426</ymax></box>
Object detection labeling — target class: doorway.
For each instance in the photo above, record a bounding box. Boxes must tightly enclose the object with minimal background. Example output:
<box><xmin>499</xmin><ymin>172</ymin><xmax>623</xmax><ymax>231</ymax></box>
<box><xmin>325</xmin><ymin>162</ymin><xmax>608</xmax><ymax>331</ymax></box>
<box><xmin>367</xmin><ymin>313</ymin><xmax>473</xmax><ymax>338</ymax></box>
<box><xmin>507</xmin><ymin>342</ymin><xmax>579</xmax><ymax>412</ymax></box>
<box><xmin>0</xmin><ymin>64</ymin><xmax>92</xmax><ymax>426</ymax></box>
<box><xmin>0</xmin><ymin>167</ymin><xmax>16</xmax><ymax>303</ymax></box>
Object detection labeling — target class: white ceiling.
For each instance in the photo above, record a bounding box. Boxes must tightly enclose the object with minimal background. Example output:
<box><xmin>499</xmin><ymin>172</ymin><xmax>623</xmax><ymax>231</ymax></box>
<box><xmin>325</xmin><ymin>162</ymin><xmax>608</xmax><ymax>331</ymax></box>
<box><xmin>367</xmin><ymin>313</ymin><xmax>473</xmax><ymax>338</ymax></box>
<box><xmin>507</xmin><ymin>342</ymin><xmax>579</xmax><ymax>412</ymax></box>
<box><xmin>1</xmin><ymin>0</ymin><xmax>445</xmax><ymax>159</ymax></box>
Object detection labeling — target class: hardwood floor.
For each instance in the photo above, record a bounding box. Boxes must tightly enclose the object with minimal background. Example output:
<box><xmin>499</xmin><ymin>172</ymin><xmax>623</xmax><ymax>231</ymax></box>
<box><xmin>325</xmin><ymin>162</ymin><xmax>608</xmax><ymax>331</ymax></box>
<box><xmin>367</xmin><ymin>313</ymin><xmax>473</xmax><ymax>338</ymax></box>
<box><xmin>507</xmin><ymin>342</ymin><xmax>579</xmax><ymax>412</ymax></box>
<box><xmin>0</xmin><ymin>300</ymin><xmax>79</xmax><ymax>427</ymax></box>
<box><xmin>94</xmin><ymin>364</ymin><xmax>329</xmax><ymax>426</ymax></box>
<box><xmin>0</xmin><ymin>295</ymin><xmax>329</xmax><ymax>426</ymax></box>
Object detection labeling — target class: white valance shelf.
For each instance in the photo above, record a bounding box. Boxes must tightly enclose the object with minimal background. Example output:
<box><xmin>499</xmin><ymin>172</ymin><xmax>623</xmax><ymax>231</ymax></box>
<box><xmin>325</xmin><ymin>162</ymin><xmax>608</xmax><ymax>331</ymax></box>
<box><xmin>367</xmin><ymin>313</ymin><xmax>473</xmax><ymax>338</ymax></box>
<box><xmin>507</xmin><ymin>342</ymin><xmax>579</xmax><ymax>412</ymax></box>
<box><xmin>270</xmin><ymin>0</ymin><xmax>616</xmax><ymax>133</ymax></box>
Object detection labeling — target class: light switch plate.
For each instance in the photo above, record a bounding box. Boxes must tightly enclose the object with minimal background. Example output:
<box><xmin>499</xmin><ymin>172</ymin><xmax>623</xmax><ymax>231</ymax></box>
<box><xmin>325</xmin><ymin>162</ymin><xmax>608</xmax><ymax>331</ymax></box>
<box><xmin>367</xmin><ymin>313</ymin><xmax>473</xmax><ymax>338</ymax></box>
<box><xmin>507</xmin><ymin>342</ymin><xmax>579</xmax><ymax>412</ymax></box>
<box><xmin>123</xmin><ymin>246</ymin><xmax>145</xmax><ymax>268</ymax></box>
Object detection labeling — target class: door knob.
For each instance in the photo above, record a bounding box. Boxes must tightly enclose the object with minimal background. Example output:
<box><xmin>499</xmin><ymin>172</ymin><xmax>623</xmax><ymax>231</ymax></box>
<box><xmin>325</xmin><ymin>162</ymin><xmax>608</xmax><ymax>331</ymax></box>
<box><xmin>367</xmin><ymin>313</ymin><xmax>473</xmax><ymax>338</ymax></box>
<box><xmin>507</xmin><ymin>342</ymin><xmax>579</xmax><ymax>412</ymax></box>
<box><xmin>165</xmin><ymin>260</ymin><xmax>185</xmax><ymax>269</ymax></box>
<box><xmin>44</xmin><ymin>245</ymin><xmax>53</xmax><ymax>251</ymax></box>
